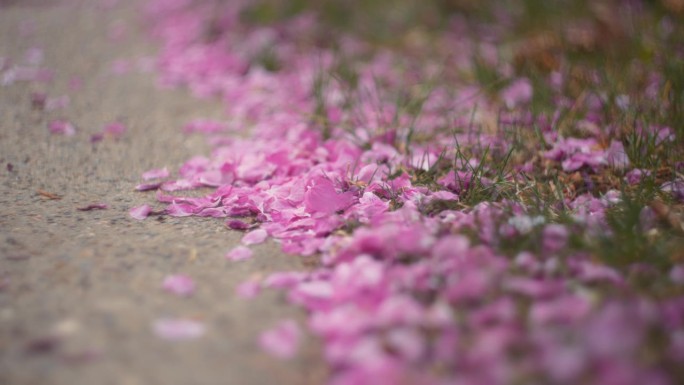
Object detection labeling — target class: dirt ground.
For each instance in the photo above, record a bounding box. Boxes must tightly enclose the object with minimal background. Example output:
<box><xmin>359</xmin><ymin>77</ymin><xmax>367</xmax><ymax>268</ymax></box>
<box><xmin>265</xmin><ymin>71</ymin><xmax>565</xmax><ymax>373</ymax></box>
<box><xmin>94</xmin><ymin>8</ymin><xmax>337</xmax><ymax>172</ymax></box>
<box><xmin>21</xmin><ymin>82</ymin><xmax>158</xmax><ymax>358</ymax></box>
<box><xmin>0</xmin><ymin>1</ymin><xmax>323</xmax><ymax>384</ymax></box>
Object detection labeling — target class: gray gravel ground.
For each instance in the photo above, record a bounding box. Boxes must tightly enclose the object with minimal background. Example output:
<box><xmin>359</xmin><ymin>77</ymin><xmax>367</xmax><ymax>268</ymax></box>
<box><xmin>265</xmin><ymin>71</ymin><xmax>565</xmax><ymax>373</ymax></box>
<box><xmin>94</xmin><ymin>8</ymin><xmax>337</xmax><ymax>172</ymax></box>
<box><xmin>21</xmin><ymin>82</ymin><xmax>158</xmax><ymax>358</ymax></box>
<box><xmin>0</xmin><ymin>1</ymin><xmax>323</xmax><ymax>384</ymax></box>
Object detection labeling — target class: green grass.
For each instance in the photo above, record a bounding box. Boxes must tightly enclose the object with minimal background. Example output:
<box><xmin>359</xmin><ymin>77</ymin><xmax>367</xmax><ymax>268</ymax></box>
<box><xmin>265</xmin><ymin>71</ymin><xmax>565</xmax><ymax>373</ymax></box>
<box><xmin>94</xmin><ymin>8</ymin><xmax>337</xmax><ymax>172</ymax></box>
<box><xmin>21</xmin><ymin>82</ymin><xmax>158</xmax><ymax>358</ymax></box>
<box><xmin>234</xmin><ymin>0</ymin><xmax>684</xmax><ymax>273</ymax></box>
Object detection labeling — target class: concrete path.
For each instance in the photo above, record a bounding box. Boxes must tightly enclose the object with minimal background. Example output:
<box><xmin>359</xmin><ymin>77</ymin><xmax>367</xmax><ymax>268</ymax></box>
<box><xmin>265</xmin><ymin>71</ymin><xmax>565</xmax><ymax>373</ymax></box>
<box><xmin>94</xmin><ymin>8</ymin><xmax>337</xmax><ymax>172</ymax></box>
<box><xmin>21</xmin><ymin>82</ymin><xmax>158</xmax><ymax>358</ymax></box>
<box><xmin>0</xmin><ymin>1</ymin><xmax>322</xmax><ymax>384</ymax></box>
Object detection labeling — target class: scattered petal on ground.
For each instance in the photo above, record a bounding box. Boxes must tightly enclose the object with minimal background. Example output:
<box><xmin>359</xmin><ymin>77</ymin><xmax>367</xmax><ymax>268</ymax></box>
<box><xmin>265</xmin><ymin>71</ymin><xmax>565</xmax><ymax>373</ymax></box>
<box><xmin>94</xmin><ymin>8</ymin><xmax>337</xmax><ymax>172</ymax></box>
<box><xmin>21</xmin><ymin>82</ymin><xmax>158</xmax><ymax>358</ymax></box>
<box><xmin>103</xmin><ymin>122</ymin><xmax>127</xmax><ymax>137</ymax></box>
<box><xmin>259</xmin><ymin>320</ymin><xmax>301</xmax><ymax>359</ymax></box>
<box><xmin>47</xmin><ymin>119</ymin><xmax>75</xmax><ymax>136</ymax></box>
<box><xmin>152</xmin><ymin>318</ymin><xmax>205</xmax><ymax>341</ymax></box>
<box><xmin>142</xmin><ymin>167</ymin><xmax>169</xmax><ymax>180</ymax></box>
<box><xmin>225</xmin><ymin>246</ymin><xmax>253</xmax><ymax>261</ymax></box>
<box><xmin>129</xmin><ymin>204</ymin><xmax>151</xmax><ymax>220</ymax></box>
<box><xmin>671</xmin><ymin>265</ymin><xmax>684</xmax><ymax>285</ymax></box>
<box><xmin>125</xmin><ymin>1</ymin><xmax>684</xmax><ymax>383</ymax></box>
<box><xmin>45</xmin><ymin>95</ymin><xmax>70</xmax><ymax>111</ymax></box>
<box><xmin>162</xmin><ymin>274</ymin><xmax>195</xmax><ymax>297</ymax></box>
<box><xmin>241</xmin><ymin>229</ymin><xmax>267</xmax><ymax>246</ymax></box>
<box><xmin>236</xmin><ymin>277</ymin><xmax>262</xmax><ymax>299</ymax></box>
<box><xmin>30</xmin><ymin>92</ymin><xmax>46</xmax><ymax>109</ymax></box>
<box><xmin>226</xmin><ymin>220</ymin><xmax>250</xmax><ymax>230</ymax></box>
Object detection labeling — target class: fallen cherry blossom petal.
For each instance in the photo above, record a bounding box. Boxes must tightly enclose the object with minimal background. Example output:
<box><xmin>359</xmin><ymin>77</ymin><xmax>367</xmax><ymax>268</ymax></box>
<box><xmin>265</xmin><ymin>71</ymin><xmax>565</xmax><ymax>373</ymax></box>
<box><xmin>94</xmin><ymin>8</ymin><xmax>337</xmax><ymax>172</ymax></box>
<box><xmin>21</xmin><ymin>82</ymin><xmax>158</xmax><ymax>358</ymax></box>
<box><xmin>226</xmin><ymin>219</ymin><xmax>250</xmax><ymax>230</ymax></box>
<box><xmin>671</xmin><ymin>265</ymin><xmax>684</xmax><ymax>285</ymax></box>
<box><xmin>501</xmin><ymin>78</ymin><xmax>533</xmax><ymax>108</ymax></box>
<box><xmin>47</xmin><ymin>119</ymin><xmax>76</xmax><ymax>136</ymax></box>
<box><xmin>30</xmin><ymin>92</ymin><xmax>46</xmax><ymax>109</ymax></box>
<box><xmin>304</xmin><ymin>177</ymin><xmax>355</xmax><ymax>214</ymax></box>
<box><xmin>129</xmin><ymin>204</ymin><xmax>151</xmax><ymax>220</ymax></box>
<box><xmin>225</xmin><ymin>246</ymin><xmax>253</xmax><ymax>261</ymax></box>
<box><xmin>7</xmin><ymin>67</ymin><xmax>54</xmax><ymax>84</ymax></box>
<box><xmin>24</xmin><ymin>47</ymin><xmax>43</xmax><ymax>65</ymax></box>
<box><xmin>68</xmin><ymin>76</ymin><xmax>83</xmax><ymax>91</ymax></box>
<box><xmin>162</xmin><ymin>274</ymin><xmax>195</xmax><ymax>297</ymax></box>
<box><xmin>259</xmin><ymin>320</ymin><xmax>301</xmax><ymax>359</ymax></box>
<box><xmin>103</xmin><ymin>122</ymin><xmax>127</xmax><ymax>138</ymax></box>
<box><xmin>236</xmin><ymin>278</ymin><xmax>262</xmax><ymax>299</ymax></box>
<box><xmin>125</xmin><ymin>4</ymin><xmax>684</xmax><ymax>383</ymax></box>
<box><xmin>661</xmin><ymin>179</ymin><xmax>684</xmax><ymax>202</ymax></box>
<box><xmin>45</xmin><ymin>95</ymin><xmax>70</xmax><ymax>111</ymax></box>
<box><xmin>242</xmin><ymin>229</ymin><xmax>268</xmax><ymax>245</ymax></box>
<box><xmin>142</xmin><ymin>167</ymin><xmax>170</xmax><ymax>180</ymax></box>
<box><xmin>108</xmin><ymin>21</ymin><xmax>127</xmax><ymax>42</ymax></box>
<box><xmin>153</xmin><ymin>318</ymin><xmax>205</xmax><ymax>341</ymax></box>
<box><xmin>110</xmin><ymin>59</ymin><xmax>130</xmax><ymax>74</ymax></box>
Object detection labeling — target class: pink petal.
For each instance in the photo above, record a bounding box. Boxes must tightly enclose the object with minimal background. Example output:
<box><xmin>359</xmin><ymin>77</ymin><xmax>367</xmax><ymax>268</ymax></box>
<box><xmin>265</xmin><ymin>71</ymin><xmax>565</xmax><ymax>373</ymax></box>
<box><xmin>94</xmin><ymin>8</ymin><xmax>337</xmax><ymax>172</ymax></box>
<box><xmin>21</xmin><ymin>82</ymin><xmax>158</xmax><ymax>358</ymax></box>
<box><xmin>31</xmin><ymin>92</ymin><xmax>47</xmax><ymax>109</ymax></box>
<box><xmin>259</xmin><ymin>320</ymin><xmax>301</xmax><ymax>359</ymax></box>
<box><xmin>90</xmin><ymin>133</ymin><xmax>105</xmax><ymax>143</ymax></box>
<box><xmin>670</xmin><ymin>265</ymin><xmax>684</xmax><ymax>285</ymax></box>
<box><xmin>110</xmin><ymin>59</ymin><xmax>130</xmax><ymax>74</ymax></box>
<box><xmin>24</xmin><ymin>47</ymin><xmax>43</xmax><ymax>65</ymax></box>
<box><xmin>304</xmin><ymin>177</ymin><xmax>355</xmax><ymax>214</ymax></box>
<box><xmin>47</xmin><ymin>119</ymin><xmax>76</xmax><ymax>136</ymax></box>
<box><xmin>242</xmin><ymin>228</ymin><xmax>268</xmax><ymax>245</ymax></box>
<box><xmin>129</xmin><ymin>204</ymin><xmax>151</xmax><ymax>220</ymax></box>
<box><xmin>142</xmin><ymin>167</ymin><xmax>170</xmax><ymax>181</ymax></box>
<box><xmin>263</xmin><ymin>272</ymin><xmax>306</xmax><ymax>289</ymax></box>
<box><xmin>501</xmin><ymin>78</ymin><xmax>533</xmax><ymax>108</ymax></box>
<box><xmin>103</xmin><ymin>122</ymin><xmax>127</xmax><ymax>137</ymax></box>
<box><xmin>68</xmin><ymin>76</ymin><xmax>83</xmax><ymax>91</ymax></box>
<box><xmin>45</xmin><ymin>95</ymin><xmax>70</xmax><ymax>111</ymax></box>
<box><xmin>226</xmin><ymin>246</ymin><xmax>253</xmax><ymax>261</ymax></box>
<box><xmin>236</xmin><ymin>278</ymin><xmax>262</xmax><ymax>299</ymax></box>
<box><xmin>226</xmin><ymin>219</ymin><xmax>250</xmax><ymax>230</ymax></box>
<box><xmin>153</xmin><ymin>318</ymin><xmax>205</xmax><ymax>341</ymax></box>
<box><xmin>162</xmin><ymin>274</ymin><xmax>195</xmax><ymax>296</ymax></box>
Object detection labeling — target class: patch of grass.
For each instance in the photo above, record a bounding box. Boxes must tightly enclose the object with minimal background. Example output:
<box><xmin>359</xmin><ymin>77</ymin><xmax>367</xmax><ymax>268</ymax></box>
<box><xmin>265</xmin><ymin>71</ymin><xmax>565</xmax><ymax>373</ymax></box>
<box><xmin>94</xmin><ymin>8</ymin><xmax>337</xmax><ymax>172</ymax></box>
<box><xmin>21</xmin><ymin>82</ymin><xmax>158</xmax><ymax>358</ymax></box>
<box><xmin>233</xmin><ymin>0</ymin><xmax>684</xmax><ymax>281</ymax></box>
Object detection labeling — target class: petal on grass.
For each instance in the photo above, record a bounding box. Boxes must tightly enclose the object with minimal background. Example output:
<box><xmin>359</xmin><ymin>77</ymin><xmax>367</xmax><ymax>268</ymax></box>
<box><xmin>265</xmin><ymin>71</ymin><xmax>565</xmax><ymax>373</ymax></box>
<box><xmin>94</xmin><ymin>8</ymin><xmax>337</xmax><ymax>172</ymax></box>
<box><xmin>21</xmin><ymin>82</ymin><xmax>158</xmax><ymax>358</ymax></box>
<box><xmin>304</xmin><ymin>177</ymin><xmax>355</xmax><ymax>214</ymax></box>
<box><xmin>670</xmin><ymin>265</ymin><xmax>684</xmax><ymax>285</ymax></box>
<box><xmin>501</xmin><ymin>78</ymin><xmax>533</xmax><ymax>108</ymax></box>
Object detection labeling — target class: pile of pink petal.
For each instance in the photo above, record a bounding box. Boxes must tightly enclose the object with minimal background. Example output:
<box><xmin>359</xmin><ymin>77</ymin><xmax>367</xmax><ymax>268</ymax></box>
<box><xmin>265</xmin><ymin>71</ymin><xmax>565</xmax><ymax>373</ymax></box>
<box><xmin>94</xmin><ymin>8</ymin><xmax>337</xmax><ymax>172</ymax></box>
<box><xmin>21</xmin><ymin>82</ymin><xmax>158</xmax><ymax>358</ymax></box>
<box><xmin>134</xmin><ymin>1</ymin><xmax>684</xmax><ymax>384</ymax></box>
